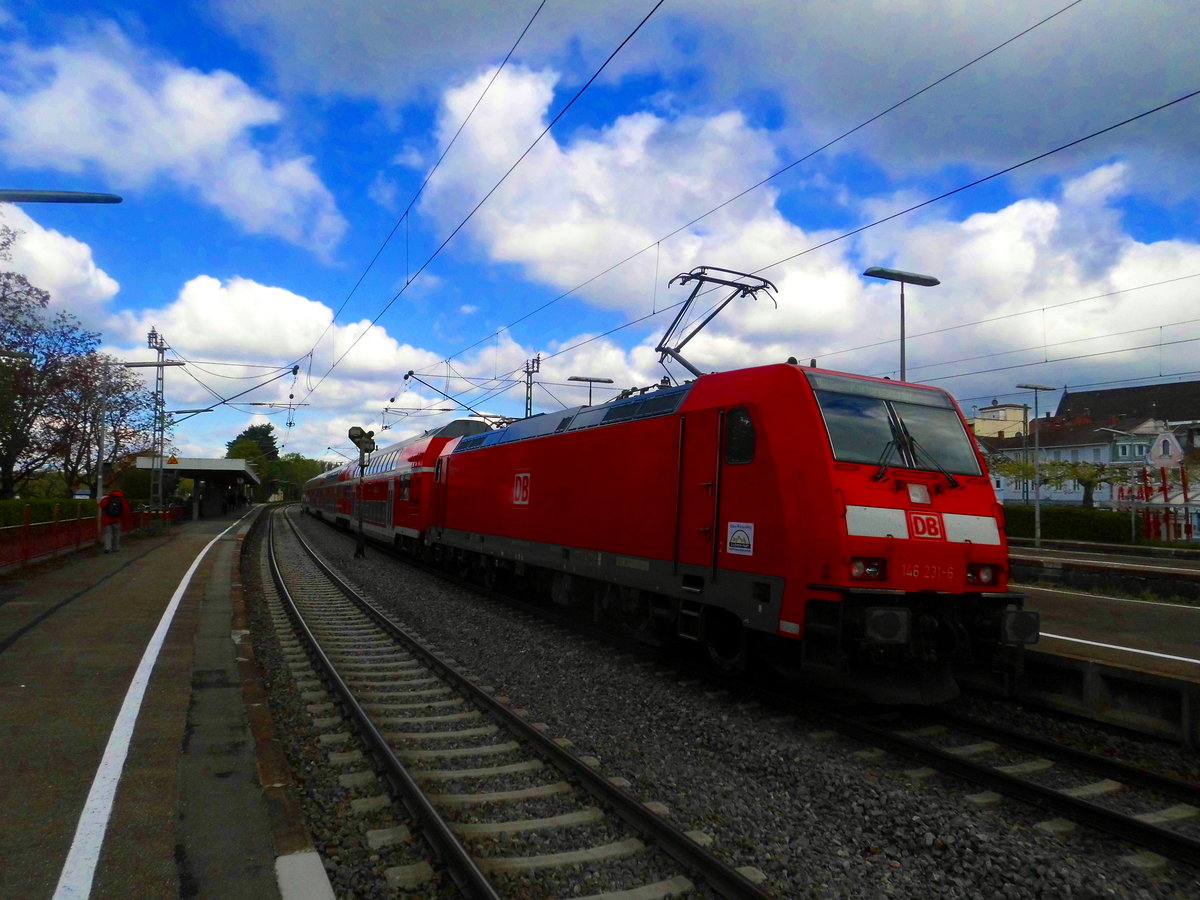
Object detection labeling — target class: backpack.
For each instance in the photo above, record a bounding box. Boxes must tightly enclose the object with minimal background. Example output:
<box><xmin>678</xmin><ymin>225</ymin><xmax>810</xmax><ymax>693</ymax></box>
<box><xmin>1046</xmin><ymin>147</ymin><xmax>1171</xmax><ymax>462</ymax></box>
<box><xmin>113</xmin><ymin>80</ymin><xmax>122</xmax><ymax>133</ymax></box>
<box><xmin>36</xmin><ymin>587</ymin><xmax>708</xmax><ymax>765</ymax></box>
<box><xmin>104</xmin><ymin>495</ymin><xmax>122</xmax><ymax>518</ymax></box>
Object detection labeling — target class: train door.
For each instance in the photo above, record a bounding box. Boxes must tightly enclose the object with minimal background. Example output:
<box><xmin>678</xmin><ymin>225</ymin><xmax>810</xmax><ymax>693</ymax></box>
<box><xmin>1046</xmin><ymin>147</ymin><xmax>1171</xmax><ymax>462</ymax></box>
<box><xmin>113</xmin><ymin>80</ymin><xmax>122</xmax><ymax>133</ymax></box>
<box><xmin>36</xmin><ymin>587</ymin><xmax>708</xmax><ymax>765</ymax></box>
<box><xmin>674</xmin><ymin>410</ymin><xmax>722</xmax><ymax>581</ymax></box>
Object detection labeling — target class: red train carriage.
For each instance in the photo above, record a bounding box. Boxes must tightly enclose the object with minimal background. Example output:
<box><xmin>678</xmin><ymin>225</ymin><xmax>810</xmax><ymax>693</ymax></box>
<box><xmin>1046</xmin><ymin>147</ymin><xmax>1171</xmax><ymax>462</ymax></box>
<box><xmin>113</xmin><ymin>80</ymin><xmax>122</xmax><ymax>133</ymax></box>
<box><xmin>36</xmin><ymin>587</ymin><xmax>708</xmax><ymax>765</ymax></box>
<box><xmin>302</xmin><ymin>419</ymin><xmax>490</xmax><ymax>542</ymax></box>
<box><xmin>414</xmin><ymin>362</ymin><xmax>1036</xmax><ymax>703</ymax></box>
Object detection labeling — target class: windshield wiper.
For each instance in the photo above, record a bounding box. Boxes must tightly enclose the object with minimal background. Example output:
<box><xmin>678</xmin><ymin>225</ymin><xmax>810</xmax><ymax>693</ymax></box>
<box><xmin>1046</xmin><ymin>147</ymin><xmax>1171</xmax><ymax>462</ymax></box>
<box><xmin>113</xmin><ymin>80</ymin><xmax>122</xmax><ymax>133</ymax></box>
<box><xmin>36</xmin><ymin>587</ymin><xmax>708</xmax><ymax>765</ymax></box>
<box><xmin>873</xmin><ymin>439</ymin><xmax>898</xmax><ymax>481</ymax></box>
<box><xmin>908</xmin><ymin>435</ymin><xmax>960</xmax><ymax>489</ymax></box>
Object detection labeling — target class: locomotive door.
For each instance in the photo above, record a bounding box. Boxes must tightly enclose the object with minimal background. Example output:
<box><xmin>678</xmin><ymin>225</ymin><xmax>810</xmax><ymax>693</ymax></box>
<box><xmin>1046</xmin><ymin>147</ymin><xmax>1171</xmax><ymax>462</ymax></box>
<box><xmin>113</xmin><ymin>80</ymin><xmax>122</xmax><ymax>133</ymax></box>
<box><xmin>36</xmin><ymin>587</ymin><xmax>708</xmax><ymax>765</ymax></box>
<box><xmin>673</xmin><ymin>410</ymin><xmax>722</xmax><ymax>578</ymax></box>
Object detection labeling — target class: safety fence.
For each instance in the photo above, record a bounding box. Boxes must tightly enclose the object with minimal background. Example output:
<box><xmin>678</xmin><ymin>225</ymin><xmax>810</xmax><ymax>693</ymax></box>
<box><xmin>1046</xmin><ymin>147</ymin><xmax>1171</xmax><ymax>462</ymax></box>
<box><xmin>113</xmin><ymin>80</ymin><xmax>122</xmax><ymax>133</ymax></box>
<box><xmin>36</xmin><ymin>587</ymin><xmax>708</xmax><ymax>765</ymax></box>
<box><xmin>0</xmin><ymin>505</ymin><xmax>182</xmax><ymax>571</ymax></box>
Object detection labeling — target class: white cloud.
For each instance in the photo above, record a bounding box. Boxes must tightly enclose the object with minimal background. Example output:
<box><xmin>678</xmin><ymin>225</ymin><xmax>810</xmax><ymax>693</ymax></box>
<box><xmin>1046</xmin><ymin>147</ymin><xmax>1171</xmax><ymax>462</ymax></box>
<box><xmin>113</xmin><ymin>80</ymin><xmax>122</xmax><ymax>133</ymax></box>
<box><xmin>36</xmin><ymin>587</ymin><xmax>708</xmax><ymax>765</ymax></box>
<box><xmin>413</xmin><ymin>65</ymin><xmax>1200</xmax><ymax>410</ymax></box>
<box><xmin>213</xmin><ymin>1</ymin><xmax>1198</xmax><ymax>195</ymax></box>
<box><xmin>213</xmin><ymin>0</ymin><xmax>653</xmax><ymax>104</ymax></box>
<box><xmin>420</xmin><ymin>66</ymin><xmax>825</xmax><ymax>310</ymax></box>
<box><xmin>0</xmin><ymin>203</ymin><xmax>119</xmax><ymax>323</ymax></box>
<box><xmin>0</xmin><ymin>24</ymin><xmax>347</xmax><ymax>256</ymax></box>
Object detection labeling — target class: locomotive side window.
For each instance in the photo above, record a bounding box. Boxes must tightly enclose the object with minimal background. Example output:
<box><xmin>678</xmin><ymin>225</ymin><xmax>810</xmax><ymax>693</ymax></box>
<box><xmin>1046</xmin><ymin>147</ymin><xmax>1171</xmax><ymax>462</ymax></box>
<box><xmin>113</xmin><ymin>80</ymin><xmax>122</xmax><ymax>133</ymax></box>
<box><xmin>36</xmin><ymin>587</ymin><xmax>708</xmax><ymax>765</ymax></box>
<box><xmin>724</xmin><ymin>407</ymin><xmax>756</xmax><ymax>464</ymax></box>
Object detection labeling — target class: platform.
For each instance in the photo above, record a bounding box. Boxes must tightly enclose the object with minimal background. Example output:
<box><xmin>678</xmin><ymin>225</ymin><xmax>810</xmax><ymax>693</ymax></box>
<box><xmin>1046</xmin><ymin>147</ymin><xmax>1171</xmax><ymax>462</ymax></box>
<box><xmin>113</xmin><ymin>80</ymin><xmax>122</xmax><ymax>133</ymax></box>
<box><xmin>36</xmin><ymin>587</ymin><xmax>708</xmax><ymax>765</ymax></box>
<box><xmin>0</xmin><ymin>507</ymin><xmax>329</xmax><ymax>899</ymax></box>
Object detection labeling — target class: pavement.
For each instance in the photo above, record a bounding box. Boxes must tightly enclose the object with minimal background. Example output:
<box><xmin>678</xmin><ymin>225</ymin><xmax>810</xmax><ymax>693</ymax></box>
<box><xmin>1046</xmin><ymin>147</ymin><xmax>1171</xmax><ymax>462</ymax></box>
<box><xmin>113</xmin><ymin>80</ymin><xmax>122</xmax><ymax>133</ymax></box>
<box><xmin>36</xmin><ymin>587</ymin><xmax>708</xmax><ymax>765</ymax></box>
<box><xmin>0</xmin><ymin>507</ymin><xmax>330</xmax><ymax>900</ymax></box>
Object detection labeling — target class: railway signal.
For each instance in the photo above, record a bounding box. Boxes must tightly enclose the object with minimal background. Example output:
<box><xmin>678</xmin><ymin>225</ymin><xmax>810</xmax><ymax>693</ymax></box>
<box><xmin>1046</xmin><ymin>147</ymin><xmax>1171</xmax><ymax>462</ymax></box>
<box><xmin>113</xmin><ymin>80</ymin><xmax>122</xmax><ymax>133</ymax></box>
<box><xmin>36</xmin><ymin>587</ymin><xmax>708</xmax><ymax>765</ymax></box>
<box><xmin>348</xmin><ymin>426</ymin><xmax>375</xmax><ymax>558</ymax></box>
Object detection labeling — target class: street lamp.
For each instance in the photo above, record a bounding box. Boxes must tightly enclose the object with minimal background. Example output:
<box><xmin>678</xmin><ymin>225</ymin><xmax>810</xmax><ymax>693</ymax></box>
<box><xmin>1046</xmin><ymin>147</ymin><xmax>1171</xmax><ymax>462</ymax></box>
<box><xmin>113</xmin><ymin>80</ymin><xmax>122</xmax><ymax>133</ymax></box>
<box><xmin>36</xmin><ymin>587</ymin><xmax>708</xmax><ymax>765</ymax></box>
<box><xmin>568</xmin><ymin>375</ymin><xmax>614</xmax><ymax>406</ymax></box>
<box><xmin>0</xmin><ymin>190</ymin><xmax>121</xmax><ymax>203</ymax></box>
<box><xmin>863</xmin><ymin>267</ymin><xmax>940</xmax><ymax>381</ymax></box>
<box><xmin>348</xmin><ymin>426</ymin><xmax>376</xmax><ymax>559</ymax></box>
<box><xmin>1017</xmin><ymin>383</ymin><xmax>1056</xmax><ymax>548</ymax></box>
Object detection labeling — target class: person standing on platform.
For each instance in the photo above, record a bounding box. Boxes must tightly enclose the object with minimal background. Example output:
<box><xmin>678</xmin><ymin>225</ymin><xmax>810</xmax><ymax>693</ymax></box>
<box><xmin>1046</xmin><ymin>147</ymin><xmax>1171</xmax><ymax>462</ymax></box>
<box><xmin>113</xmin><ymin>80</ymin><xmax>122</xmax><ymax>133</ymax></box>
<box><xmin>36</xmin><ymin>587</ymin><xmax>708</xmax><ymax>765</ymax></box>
<box><xmin>100</xmin><ymin>489</ymin><xmax>129</xmax><ymax>553</ymax></box>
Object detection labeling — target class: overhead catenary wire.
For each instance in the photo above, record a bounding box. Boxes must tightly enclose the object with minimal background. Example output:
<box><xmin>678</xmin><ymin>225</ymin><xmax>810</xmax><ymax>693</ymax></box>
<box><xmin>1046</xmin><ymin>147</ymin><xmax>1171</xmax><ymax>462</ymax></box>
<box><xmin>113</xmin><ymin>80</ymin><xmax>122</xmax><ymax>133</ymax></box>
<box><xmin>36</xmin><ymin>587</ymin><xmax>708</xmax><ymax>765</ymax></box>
<box><xmin>298</xmin><ymin>0</ymin><xmax>669</xmax><ymax>416</ymax></box>
<box><xmin>426</xmin><ymin>0</ymin><xmax>1089</xmax><ymax>375</ymax></box>
<box><xmin>798</xmin><ymin>272</ymin><xmax>1200</xmax><ymax>365</ymax></box>
<box><xmin>301</xmin><ymin>0</ymin><xmax>550</xmax><ymax>361</ymax></box>
<box><xmin>411</xmin><ymin>86</ymin><xmax>1200</xmax><ymax>418</ymax></box>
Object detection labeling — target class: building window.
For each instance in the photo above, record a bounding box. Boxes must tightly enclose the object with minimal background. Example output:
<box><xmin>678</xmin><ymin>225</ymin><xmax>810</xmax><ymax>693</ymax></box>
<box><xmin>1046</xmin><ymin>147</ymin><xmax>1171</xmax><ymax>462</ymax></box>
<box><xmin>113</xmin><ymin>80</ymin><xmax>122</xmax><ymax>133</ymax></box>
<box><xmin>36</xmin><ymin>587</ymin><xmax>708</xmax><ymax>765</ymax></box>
<box><xmin>1070</xmin><ymin>448</ymin><xmax>1079</xmax><ymax>462</ymax></box>
<box><xmin>1119</xmin><ymin>445</ymin><xmax>1129</xmax><ymax>458</ymax></box>
<box><xmin>1162</xmin><ymin>439</ymin><xmax>1171</xmax><ymax>456</ymax></box>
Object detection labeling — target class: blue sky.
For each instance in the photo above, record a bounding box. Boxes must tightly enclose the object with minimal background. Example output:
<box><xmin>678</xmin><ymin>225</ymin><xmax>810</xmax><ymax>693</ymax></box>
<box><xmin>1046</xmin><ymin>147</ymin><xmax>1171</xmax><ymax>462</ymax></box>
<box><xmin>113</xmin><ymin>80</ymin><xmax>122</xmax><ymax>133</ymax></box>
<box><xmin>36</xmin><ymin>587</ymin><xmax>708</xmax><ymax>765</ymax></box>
<box><xmin>2</xmin><ymin>0</ymin><xmax>1198</xmax><ymax>461</ymax></box>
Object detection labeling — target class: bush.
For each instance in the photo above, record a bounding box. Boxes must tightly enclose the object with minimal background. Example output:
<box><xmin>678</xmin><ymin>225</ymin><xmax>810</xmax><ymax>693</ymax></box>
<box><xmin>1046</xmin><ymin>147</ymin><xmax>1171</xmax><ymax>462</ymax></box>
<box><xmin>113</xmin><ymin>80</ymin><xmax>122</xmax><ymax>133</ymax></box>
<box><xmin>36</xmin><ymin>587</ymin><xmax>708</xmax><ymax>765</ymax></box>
<box><xmin>1002</xmin><ymin>504</ymin><xmax>1132</xmax><ymax>543</ymax></box>
<box><xmin>0</xmin><ymin>498</ymin><xmax>98</xmax><ymax>527</ymax></box>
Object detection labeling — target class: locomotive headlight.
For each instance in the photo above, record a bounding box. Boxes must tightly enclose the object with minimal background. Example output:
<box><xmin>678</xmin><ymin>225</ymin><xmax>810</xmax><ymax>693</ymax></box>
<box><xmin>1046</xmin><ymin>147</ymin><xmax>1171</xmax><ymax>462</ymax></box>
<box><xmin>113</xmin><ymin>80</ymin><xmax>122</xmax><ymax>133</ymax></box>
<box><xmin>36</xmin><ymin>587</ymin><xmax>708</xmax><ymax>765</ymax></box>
<box><xmin>907</xmin><ymin>483</ymin><xmax>932</xmax><ymax>505</ymax></box>
<box><xmin>966</xmin><ymin>564</ymin><xmax>997</xmax><ymax>585</ymax></box>
<box><xmin>865</xmin><ymin>607</ymin><xmax>909</xmax><ymax>644</ymax></box>
<box><xmin>850</xmin><ymin>557</ymin><xmax>887</xmax><ymax>580</ymax></box>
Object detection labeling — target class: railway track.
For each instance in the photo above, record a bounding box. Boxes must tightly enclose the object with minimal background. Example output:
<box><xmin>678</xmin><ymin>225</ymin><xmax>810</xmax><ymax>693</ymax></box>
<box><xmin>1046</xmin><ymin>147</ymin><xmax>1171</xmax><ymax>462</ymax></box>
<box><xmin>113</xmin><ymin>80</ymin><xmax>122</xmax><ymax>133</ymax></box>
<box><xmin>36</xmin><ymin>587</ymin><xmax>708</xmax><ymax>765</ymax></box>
<box><xmin>766</xmin><ymin>698</ymin><xmax>1200</xmax><ymax>870</ymax></box>
<box><xmin>266</xmin><ymin>506</ymin><xmax>772</xmax><ymax>899</ymax></box>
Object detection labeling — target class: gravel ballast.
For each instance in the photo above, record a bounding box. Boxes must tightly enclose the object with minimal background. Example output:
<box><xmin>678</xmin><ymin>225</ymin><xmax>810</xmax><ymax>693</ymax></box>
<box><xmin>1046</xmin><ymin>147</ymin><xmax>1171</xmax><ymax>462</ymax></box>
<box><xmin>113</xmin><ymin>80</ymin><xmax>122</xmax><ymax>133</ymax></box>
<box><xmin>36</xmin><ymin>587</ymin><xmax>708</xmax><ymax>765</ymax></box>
<box><xmin>289</xmin><ymin>513</ymin><xmax>1200</xmax><ymax>898</ymax></box>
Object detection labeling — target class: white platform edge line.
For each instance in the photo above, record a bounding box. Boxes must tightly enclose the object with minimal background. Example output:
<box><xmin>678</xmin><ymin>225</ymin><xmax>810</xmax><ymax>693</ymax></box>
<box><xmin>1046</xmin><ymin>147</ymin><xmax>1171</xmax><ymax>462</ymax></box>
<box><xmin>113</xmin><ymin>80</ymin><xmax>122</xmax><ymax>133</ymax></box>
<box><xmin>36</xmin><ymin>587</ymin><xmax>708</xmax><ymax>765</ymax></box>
<box><xmin>53</xmin><ymin>517</ymin><xmax>245</xmax><ymax>899</ymax></box>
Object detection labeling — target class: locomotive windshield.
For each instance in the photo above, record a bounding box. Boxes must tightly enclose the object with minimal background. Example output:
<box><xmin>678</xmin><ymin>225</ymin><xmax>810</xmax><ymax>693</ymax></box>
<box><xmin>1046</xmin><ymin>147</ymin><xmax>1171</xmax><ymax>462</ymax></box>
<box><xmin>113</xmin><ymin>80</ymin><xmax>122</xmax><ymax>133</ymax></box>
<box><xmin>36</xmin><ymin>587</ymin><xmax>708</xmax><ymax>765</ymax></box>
<box><xmin>805</xmin><ymin>371</ymin><xmax>982</xmax><ymax>477</ymax></box>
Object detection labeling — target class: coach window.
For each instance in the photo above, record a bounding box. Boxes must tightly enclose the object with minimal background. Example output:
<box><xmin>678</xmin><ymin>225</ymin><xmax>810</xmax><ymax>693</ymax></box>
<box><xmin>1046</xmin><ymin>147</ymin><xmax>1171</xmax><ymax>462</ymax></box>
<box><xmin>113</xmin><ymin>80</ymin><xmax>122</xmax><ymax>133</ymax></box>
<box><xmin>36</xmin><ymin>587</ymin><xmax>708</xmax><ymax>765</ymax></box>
<box><xmin>725</xmin><ymin>407</ymin><xmax>756</xmax><ymax>464</ymax></box>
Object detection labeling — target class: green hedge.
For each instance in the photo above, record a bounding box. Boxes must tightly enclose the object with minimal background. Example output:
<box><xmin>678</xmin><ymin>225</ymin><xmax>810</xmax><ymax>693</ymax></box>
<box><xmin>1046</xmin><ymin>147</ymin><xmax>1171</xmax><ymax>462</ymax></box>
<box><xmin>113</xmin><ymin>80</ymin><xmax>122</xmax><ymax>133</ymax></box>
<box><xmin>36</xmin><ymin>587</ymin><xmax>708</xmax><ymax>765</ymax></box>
<box><xmin>1002</xmin><ymin>504</ymin><xmax>1131</xmax><ymax>543</ymax></box>
<box><xmin>0</xmin><ymin>498</ymin><xmax>99</xmax><ymax>527</ymax></box>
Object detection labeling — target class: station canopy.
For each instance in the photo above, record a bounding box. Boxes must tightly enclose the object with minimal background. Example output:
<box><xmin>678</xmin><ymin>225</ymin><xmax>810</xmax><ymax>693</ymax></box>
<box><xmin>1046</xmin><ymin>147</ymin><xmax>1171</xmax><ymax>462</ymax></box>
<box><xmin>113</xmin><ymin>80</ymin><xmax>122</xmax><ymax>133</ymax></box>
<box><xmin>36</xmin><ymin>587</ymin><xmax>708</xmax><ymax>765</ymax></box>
<box><xmin>135</xmin><ymin>456</ymin><xmax>261</xmax><ymax>487</ymax></box>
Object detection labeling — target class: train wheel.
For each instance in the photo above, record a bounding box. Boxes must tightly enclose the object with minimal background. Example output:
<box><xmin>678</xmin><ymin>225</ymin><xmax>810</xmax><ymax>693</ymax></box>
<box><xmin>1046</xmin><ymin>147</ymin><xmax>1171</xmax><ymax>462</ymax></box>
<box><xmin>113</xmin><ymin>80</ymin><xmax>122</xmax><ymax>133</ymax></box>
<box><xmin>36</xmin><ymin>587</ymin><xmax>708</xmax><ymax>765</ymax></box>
<box><xmin>619</xmin><ymin>588</ymin><xmax>651</xmax><ymax>635</ymax></box>
<box><xmin>550</xmin><ymin>572</ymin><xmax>574</xmax><ymax>607</ymax></box>
<box><xmin>705</xmin><ymin>608</ymin><xmax>747</xmax><ymax>671</ymax></box>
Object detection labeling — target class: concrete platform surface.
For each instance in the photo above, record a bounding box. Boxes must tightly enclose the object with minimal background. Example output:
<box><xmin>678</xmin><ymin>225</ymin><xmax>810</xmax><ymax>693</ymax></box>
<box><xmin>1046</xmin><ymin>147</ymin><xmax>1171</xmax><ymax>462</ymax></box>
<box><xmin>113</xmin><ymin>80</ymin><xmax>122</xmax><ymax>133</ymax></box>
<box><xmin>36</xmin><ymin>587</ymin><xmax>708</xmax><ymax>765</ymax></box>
<box><xmin>0</xmin><ymin>508</ymin><xmax>321</xmax><ymax>900</ymax></box>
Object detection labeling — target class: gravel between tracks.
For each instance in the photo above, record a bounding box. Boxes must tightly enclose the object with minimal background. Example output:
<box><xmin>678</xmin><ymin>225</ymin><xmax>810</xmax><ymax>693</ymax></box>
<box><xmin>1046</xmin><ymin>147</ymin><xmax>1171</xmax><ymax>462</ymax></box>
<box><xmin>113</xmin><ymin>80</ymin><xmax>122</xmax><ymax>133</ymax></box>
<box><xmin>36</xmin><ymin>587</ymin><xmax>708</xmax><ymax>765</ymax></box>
<box><xmin>293</xmin><ymin>514</ymin><xmax>1199</xmax><ymax>899</ymax></box>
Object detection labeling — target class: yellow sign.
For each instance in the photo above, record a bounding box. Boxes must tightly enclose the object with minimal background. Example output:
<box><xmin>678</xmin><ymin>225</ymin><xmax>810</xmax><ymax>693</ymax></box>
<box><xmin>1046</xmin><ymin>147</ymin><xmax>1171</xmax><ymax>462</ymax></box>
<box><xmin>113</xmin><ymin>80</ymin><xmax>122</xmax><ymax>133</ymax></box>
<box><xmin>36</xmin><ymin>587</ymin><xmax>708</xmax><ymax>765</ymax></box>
<box><xmin>168</xmin><ymin>455</ymin><xmax>178</xmax><ymax>465</ymax></box>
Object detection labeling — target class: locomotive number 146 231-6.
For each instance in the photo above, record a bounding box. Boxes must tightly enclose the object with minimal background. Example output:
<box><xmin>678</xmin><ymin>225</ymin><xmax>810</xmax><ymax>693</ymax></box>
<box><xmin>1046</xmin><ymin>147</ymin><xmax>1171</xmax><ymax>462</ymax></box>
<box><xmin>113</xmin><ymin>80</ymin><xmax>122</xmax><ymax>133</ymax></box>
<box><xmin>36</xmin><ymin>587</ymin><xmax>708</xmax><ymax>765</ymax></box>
<box><xmin>901</xmin><ymin>563</ymin><xmax>955</xmax><ymax>580</ymax></box>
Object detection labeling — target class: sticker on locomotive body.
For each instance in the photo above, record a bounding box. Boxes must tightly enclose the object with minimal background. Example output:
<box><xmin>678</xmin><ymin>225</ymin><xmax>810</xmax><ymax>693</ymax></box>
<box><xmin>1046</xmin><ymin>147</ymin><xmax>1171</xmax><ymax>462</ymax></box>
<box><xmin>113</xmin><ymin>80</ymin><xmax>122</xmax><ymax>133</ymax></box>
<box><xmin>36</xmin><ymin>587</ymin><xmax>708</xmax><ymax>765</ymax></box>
<box><xmin>513</xmin><ymin>472</ymin><xmax>530</xmax><ymax>505</ymax></box>
<box><xmin>726</xmin><ymin>522</ymin><xmax>754</xmax><ymax>555</ymax></box>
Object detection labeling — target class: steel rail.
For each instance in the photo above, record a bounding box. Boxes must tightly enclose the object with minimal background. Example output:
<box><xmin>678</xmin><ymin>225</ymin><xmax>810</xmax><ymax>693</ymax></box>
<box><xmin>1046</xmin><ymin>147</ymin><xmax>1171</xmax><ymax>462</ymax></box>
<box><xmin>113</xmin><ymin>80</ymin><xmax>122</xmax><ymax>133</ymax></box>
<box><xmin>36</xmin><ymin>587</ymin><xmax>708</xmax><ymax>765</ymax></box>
<box><xmin>296</xmin><ymin>503</ymin><xmax>1200</xmax><ymax>871</ymax></box>
<box><xmin>929</xmin><ymin>706</ymin><xmax>1200</xmax><ymax>800</ymax></box>
<box><xmin>824</xmin><ymin>706</ymin><xmax>1200</xmax><ymax>868</ymax></box>
<box><xmin>284</xmin><ymin>507</ymin><xmax>773</xmax><ymax>900</ymax></box>
<box><xmin>267</xmin><ymin>509</ymin><xmax>502</xmax><ymax>900</ymax></box>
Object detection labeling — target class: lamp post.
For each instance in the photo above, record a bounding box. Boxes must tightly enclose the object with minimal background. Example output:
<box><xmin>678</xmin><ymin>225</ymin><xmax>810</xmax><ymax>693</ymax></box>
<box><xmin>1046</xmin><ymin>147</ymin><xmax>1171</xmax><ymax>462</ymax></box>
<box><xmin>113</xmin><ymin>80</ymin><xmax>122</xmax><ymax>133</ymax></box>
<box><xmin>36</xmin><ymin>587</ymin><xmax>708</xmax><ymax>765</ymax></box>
<box><xmin>863</xmin><ymin>267</ymin><xmax>940</xmax><ymax>381</ymax></box>
<box><xmin>568</xmin><ymin>375</ymin><xmax>614</xmax><ymax>406</ymax></box>
<box><xmin>1017</xmin><ymin>383</ymin><xmax>1056</xmax><ymax>548</ymax></box>
<box><xmin>0</xmin><ymin>190</ymin><xmax>121</xmax><ymax>203</ymax></box>
<box><xmin>348</xmin><ymin>426</ymin><xmax>376</xmax><ymax>559</ymax></box>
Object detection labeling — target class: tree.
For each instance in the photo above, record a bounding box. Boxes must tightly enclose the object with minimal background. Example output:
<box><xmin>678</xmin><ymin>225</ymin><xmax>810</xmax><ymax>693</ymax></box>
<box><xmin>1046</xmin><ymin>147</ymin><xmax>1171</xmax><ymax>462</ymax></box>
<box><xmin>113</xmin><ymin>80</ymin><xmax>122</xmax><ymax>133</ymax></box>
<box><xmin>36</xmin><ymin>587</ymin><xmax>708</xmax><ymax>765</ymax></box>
<box><xmin>226</xmin><ymin>422</ymin><xmax>279</xmax><ymax>462</ymax></box>
<box><xmin>0</xmin><ymin>226</ymin><xmax>101</xmax><ymax>498</ymax></box>
<box><xmin>51</xmin><ymin>353</ymin><xmax>157</xmax><ymax>497</ymax></box>
<box><xmin>987</xmin><ymin>453</ymin><xmax>1131</xmax><ymax>508</ymax></box>
<box><xmin>271</xmin><ymin>451</ymin><xmax>333</xmax><ymax>500</ymax></box>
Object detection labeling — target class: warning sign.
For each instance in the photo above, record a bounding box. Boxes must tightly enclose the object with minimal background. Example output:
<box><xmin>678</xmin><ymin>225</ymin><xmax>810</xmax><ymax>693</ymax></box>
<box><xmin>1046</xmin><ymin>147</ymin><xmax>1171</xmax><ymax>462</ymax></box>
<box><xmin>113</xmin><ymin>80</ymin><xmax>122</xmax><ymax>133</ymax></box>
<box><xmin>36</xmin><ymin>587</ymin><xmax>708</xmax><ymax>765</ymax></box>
<box><xmin>726</xmin><ymin>522</ymin><xmax>754</xmax><ymax>556</ymax></box>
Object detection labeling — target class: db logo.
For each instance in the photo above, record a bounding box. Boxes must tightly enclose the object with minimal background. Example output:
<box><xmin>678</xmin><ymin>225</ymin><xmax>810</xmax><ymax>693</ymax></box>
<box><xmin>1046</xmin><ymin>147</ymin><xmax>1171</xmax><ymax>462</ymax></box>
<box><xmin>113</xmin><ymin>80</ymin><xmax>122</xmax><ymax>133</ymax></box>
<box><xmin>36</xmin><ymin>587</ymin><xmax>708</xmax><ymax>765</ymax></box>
<box><xmin>513</xmin><ymin>472</ymin><xmax>531</xmax><ymax>505</ymax></box>
<box><xmin>907</xmin><ymin>511</ymin><xmax>944</xmax><ymax>540</ymax></box>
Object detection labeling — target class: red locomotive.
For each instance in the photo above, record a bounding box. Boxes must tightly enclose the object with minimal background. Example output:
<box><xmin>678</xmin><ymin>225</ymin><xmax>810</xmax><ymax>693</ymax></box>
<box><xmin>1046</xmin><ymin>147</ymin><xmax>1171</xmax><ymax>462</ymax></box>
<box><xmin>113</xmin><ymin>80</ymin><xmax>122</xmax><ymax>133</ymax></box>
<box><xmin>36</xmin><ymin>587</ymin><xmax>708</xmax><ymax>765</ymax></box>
<box><xmin>303</xmin><ymin>269</ymin><xmax>1038</xmax><ymax>702</ymax></box>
